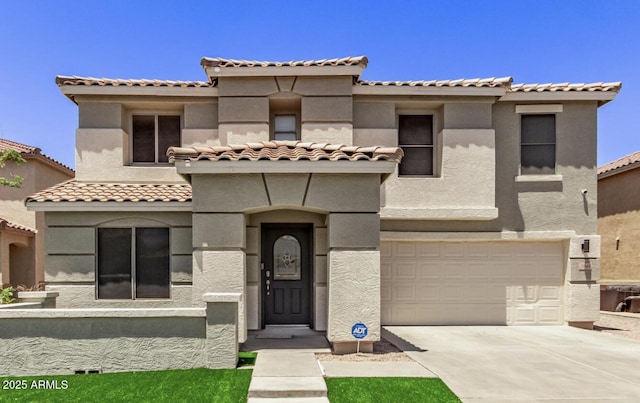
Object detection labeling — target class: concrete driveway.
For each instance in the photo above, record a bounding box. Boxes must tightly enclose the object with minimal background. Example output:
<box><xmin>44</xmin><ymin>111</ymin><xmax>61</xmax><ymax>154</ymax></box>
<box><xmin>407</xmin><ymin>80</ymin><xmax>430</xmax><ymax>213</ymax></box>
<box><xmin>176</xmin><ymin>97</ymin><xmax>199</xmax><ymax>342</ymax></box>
<box><xmin>384</xmin><ymin>326</ymin><xmax>640</xmax><ymax>402</ymax></box>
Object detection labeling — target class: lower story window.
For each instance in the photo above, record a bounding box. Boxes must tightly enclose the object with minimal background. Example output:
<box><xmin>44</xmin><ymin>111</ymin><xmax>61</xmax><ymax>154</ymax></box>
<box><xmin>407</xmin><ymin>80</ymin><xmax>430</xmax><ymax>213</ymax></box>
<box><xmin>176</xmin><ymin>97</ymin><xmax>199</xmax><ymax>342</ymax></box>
<box><xmin>97</xmin><ymin>227</ymin><xmax>170</xmax><ymax>299</ymax></box>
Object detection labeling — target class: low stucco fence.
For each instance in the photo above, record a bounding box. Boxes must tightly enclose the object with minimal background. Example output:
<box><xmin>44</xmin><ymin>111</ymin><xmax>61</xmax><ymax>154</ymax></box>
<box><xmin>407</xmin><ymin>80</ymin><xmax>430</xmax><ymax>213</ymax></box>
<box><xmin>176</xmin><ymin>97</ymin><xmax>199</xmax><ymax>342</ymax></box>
<box><xmin>0</xmin><ymin>293</ymin><xmax>240</xmax><ymax>376</ymax></box>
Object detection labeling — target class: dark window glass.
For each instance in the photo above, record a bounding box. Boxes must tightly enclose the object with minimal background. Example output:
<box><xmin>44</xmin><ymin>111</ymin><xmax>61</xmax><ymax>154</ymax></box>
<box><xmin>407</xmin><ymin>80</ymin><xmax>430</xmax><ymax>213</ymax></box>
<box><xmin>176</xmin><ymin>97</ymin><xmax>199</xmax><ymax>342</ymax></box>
<box><xmin>521</xmin><ymin>115</ymin><xmax>556</xmax><ymax>175</ymax></box>
<box><xmin>399</xmin><ymin>115</ymin><xmax>434</xmax><ymax>176</ymax></box>
<box><xmin>135</xmin><ymin>228</ymin><xmax>170</xmax><ymax>298</ymax></box>
<box><xmin>399</xmin><ymin>115</ymin><xmax>433</xmax><ymax>145</ymax></box>
<box><xmin>97</xmin><ymin>228</ymin><xmax>132</xmax><ymax>299</ymax></box>
<box><xmin>399</xmin><ymin>147</ymin><xmax>433</xmax><ymax>176</ymax></box>
<box><xmin>157</xmin><ymin>116</ymin><xmax>181</xmax><ymax>163</ymax></box>
<box><xmin>132</xmin><ymin>115</ymin><xmax>155</xmax><ymax>162</ymax></box>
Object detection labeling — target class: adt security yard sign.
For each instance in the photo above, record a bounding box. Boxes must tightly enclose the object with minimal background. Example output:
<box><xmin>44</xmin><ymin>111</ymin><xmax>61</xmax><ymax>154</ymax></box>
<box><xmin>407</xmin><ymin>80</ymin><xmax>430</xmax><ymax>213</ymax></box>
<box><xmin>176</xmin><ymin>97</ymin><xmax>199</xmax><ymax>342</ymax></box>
<box><xmin>351</xmin><ymin>322</ymin><xmax>368</xmax><ymax>339</ymax></box>
<box><xmin>351</xmin><ymin>322</ymin><xmax>368</xmax><ymax>353</ymax></box>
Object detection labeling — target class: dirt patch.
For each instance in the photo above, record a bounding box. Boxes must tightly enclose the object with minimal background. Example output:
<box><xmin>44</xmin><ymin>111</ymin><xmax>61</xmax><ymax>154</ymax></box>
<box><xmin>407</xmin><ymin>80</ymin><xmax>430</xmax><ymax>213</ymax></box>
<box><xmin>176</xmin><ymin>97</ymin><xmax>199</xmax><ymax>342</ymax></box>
<box><xmin>316</xmin><ymin>338</ymin><xmax>413</xmax><ymax>362</ymax></box>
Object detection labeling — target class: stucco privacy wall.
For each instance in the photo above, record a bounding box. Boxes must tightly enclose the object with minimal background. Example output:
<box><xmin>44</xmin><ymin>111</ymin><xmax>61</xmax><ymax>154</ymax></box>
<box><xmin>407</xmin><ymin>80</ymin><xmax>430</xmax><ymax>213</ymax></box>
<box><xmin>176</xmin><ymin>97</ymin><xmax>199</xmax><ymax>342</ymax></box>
<box><xmin>44</xmin><ymin>212</ymin><xmax>193</xmax><ymax>308</ymax></box>
<box><xmin>0</xmin><ymin>295</ymin><xmax>239</xmax><ymax>375</ymax></box>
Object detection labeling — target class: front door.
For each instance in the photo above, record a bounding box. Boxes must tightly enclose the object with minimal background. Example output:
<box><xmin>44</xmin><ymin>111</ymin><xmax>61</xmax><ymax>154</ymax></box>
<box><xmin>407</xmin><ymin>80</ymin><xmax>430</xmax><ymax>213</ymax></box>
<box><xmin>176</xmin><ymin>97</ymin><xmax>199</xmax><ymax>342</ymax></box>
<box><xmin>262</xmin><ymin>224</ymin><xmax>312</xmax><ymax>325</ymax></box>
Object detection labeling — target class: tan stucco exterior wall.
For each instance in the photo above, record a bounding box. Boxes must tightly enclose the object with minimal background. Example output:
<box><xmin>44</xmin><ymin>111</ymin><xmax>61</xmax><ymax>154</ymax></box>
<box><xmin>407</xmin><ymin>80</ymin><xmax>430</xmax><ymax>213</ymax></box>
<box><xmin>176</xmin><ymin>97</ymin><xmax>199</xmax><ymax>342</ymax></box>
<box><xmin>0</xmin><ymin>156</ymin><xmax>73</xmax><ymax>287</ymax></box>
<box><xmin>598</xmin><ymin>167</ymin><xmax>640</xmax><ymax>284</ymax></box>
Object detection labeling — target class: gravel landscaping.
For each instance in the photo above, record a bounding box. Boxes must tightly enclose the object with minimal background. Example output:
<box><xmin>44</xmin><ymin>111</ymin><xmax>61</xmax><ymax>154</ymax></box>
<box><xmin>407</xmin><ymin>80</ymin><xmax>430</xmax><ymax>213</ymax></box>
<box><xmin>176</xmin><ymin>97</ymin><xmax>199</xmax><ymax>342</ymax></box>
<box><xmin>594</xmin><ymin>311</ymin><xmax>640</xmax><ymax>341</ymax></box>
<box><xmin>316</xmin><ymin>338</ymin><xmax>413</xmax><ymax>362</ymax></box>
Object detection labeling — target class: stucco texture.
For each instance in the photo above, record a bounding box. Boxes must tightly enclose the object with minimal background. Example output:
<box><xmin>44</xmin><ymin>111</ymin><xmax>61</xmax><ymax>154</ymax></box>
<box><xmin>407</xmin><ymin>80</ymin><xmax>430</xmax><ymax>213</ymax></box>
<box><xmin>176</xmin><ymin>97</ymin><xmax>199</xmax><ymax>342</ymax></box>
<box><xmin>327</xmin><ymin>250</ymin><xmax>380</xmax><ymax>342</ymax></box>
<box><xmin>598</xmin><ymin>167</ymin><xmax>640</xmax><ymax>283</ymax></box>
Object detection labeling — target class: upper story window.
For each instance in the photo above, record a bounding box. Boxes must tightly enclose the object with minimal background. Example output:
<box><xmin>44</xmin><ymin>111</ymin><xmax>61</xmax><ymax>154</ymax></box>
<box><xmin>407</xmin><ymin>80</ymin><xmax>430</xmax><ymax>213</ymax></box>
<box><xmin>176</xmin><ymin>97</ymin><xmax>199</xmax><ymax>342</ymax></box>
<box><xmin>521</xmin><ymin>114</ymin><xmax>556</xmax><ymax>175</ymax></box>
<box><xmin>274</xmin><ymin>115</ymin><xmax>297</xmax><ymax>141</ymax></box>
<box><xmin>132</xmin><ymin>114</ymin><xmax>181</xmax><ymax>163</ymax></box>
<box><xmin>398</xmin><ymin>115</ymin><xmax>434</xmax><ymax>176</ymax></box>
<box><xmin>97</xmin><ymin>227</ymin><xmax>170</xmax><ymax>300</ymax></box>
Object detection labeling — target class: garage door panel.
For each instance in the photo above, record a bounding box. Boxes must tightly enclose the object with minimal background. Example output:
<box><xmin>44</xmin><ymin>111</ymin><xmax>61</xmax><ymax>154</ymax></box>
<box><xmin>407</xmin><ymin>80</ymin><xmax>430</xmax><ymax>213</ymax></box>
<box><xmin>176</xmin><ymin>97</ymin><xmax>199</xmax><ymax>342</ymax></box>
<box><xmin>380</xmin><ymin>262</ymin><xmax>392</xmax><ymax>280</ymax></box>
<box><xmin>393</xmin><ymin>285</ymin><xmax>415</xmax><ymax>301</ymax></box>
<box><xmin>443</xmin><ymin>243</ymin><xmax>465</xmax><ymax>257</ymax></box>
<box><xmin>394</xmin><ymin>242</ymin><xmax>417</xmax><ymax>258</ymax></box>
<box><xmin>539</xmin><ymin>286</ymin><xmax>562</xmax><ymax>300</ymax></box>
<box><xmin>417</xmin><ymin>285</ymin><xmax>440</xmax><ymax>301</ymax></box>
<box><xmin>442</xmin><ymin>262</ymin><xmax>464</xmax><ymax>279</ymax></box>
<box><xmin>513</xmin><ymin>285</ymin><xmax>537</xmax><ymax>302</ymax></box>
<box><xmin>394</xmin><ymin>263</ymin><xmax>416</xmax><ymax>280</ymax></box>
<box><xmin>381</xmin><ymin>241</ymin><xmax>565</xmax><ymax>326</ymax></box>
<box><xmin>380</xmin><ymin>284</ymin><xmax>391</xmax><ymax>302</ymax></box>
<box><xmin>538</xmin><ymin>307</ymin><xmax>563</xmax><ymax>324</ymax></box>
<box><xmin>419</xmin><ymin>263</ymin><xmax>441</xmax><ymax>279</ymax></box>
<box><xmin>465</xmin><ymin>243</ymin><xmax>490</xmax><ymax>258</ymax></box>
<box><xmin>416</xmin><ymin>243</ymin><xmax>441</xmax><ymax>258</ymax></box>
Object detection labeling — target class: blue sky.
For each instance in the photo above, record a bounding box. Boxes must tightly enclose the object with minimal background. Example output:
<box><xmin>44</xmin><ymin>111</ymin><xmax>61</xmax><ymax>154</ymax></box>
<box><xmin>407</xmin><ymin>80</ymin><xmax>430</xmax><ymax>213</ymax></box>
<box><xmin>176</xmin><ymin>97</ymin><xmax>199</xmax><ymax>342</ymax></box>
<box><xmin>0</xmin><ymin>0</ymin><xmax>638</xmax><ymax>168</ymax></box>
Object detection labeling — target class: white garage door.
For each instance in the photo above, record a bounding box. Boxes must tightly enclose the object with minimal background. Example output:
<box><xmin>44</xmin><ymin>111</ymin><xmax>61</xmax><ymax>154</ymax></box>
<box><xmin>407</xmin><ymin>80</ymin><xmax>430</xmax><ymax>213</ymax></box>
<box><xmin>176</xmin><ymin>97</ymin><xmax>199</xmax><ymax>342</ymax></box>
<box><xmin>381</xmin><ymin>241</ymin><xmax>565</xmax><ymax>325</ymax></box>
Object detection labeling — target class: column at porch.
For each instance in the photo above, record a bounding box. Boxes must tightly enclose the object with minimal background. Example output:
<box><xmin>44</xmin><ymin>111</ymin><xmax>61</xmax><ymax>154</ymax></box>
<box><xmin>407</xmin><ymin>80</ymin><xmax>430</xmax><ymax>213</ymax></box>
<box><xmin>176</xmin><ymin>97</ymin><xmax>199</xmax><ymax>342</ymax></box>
<box><xmin>326</xmin><ymin>212</ymin><xmax>380</xmax><ymax>354</ymax></box>
<box><xmin>192</xmin><ymin>213</ymin><xmax>247</xmax><ymax>342</ymax></box>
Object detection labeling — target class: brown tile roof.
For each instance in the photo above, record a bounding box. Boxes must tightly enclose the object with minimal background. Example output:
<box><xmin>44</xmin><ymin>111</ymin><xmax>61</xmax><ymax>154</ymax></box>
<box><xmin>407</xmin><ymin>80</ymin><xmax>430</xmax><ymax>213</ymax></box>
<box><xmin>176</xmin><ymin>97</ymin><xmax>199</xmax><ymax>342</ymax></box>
<box><xmin>358</xmin><ymin>77</ymin><xmax>513</xmax><ymax>88</ymax></box>
<box><xmin>510</xmin><ymin>82</ymin><xmax>622</xmax><ymax>93</ymax></box>
<box><xmin>201</xmin><ymin>56</ymin><xmax>368</xmax><ymax>68</ymax></box>
<box><xmin>26</xmin><ymin>180</ymin><xmax>191</xmax><ymax>203</ymax></box>
<box><xmin>167</xmin><ymin>141</ymin><xmax>403</xmax><ymax>163</ymax></box>
<box><xmin>598</xmin><ymin>150</ymin><xmax>640</xmax><ymax>176</ymax></box>
<box><xmin>56</xmin><ymin>75</ymin><xmax>211</xmax><ymax>88</ymax></box>
<box><xmin>0</xmin><ymin>138</ymin><xmax>74</xmax><ymax>174</ymax></box>
<box><xmin>0</xmin><ymin>218</ymin><xmax>35</xmax><ymax>234</ymax></box>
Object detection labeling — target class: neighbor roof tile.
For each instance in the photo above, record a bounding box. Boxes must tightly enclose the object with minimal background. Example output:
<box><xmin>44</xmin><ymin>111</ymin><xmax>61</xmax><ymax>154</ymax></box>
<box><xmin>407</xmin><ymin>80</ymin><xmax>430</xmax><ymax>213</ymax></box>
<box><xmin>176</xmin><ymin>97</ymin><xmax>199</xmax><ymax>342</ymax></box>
<box><xmin>598</xmin><ymin>150</ymin><xmax>640</xmax><ymax>176</ymax></box>
<box><xmin>167</xmin><ymin>141</ymin><xmax>403</xmax><ymax>163</ymax></box>
<box><xmin>0</xmin><ymin>218</ymin><xmax>35</xmax><ymax>234</ymax></box>
<box><xmin>0</xmin><ymin>138</ymin><xmax>73</xmax><ymax>173</ymax></box>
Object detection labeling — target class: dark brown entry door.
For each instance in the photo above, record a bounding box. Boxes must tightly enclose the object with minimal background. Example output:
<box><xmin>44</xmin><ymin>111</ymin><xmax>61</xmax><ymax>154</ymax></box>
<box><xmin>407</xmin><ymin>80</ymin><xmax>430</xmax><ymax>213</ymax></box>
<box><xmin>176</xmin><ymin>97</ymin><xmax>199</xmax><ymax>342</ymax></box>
<box><xmin>262</xmin><ymin>224</ymin><xmax>312</xmax><ymax>325</ymax></box>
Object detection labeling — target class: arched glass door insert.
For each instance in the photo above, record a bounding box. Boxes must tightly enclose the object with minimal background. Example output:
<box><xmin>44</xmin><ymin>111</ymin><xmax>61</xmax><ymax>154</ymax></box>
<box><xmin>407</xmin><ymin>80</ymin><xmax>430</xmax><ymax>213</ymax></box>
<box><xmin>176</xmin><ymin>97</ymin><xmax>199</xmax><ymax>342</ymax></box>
<box><xmin>273</xmin><ymin>235</ymin><xmax>301</xmax><ymax>280</ymax></box>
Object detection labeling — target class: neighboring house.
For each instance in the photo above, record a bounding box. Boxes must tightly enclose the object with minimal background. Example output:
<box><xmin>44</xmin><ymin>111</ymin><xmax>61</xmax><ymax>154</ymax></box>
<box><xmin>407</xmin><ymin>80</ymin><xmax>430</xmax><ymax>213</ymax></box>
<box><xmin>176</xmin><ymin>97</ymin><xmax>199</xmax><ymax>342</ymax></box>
<box><xmin>25</xmin><ymin>56</ymin><xmax>620</xmax><ymax>353</ymax></box>
<box><xmin>0</xmin><ymin>139</ymin><xmax>74</xmax><ymax>288</ymax></box>
<box><xmin>598</xmin><ymin>151</ymin><xmax>640</xmax><ymax>309</ymax></box>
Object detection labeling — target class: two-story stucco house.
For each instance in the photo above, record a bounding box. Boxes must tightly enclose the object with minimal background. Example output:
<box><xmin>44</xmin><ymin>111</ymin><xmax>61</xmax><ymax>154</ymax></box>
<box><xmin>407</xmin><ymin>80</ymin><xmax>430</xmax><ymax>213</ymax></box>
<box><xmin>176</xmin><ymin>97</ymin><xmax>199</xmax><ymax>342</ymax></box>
<box><xmin>0</xmin><ymin>139</ymin><xmax>74</xmax><ymax>289</ymax></box>
<box><xmin>26</xmin><ymin>56</ymin><xmax>620</xmax><ymax>353</ymax></box>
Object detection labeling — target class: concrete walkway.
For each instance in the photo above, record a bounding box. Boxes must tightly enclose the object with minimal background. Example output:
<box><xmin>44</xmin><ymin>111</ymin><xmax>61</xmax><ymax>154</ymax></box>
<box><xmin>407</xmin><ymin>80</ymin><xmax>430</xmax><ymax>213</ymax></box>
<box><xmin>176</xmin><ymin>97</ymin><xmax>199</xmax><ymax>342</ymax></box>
<box><xmin>244</xmin><ymin>326</ymin><xmax>437</xmax><ymax>402</ymax></box>
<box><xmin>245</xmin><ymin>327</ymin><xmax>331</xmax><ymax>403</ymax></box>
<box><xmin>385</xmin><ymin>326</ymin><xmax>640</xmax><ymax>402</ymax></box>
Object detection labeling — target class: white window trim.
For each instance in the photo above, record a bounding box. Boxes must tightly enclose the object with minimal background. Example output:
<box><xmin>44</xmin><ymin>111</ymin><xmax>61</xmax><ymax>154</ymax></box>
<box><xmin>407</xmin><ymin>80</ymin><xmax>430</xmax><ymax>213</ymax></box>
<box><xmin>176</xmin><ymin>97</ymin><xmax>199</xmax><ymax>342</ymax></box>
<box><xmin>129</xmin><ymin>111</ymin><xmax>183</xmax><ymax>165</ymax></box>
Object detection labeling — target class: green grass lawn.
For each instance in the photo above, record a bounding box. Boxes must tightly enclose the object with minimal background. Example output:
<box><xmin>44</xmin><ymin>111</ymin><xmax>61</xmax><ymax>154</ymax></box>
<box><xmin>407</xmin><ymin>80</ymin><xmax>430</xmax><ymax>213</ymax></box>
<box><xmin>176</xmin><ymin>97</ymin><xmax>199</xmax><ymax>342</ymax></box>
<box><xmin>0</xmin><ymin>368</ymin><xmax>252</xmax><ymax>403</ymax></box>
<box><xmin>326</xmin><ymin>377</ymin><xmax>461</xmax><ymax>403</ymax></box>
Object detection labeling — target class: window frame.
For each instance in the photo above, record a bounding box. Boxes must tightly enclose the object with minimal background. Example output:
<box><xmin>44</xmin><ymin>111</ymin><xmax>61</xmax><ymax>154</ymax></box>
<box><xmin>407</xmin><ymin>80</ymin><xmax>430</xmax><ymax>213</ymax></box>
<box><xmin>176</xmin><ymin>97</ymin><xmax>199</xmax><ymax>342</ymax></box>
<box><xmin>273</xmin><ymin>114</ymin><xmax>298</xmax><ymax>141</ymax></box>
<box><xmin>397</xmin><ymin>113</ymin><xmax>436</xmax><ymax>177</ymax></box>
<box><xmin>519</xmin><ymin>113</ymin><xmax>557</xmax><ymax>176</ymax></box>
<box><xmin>95</xmin><ymin>227</ymin><xmax>171</xmax><ymax>300</ymax></box>
<box><xmin>269</xmin><ymin>98</ymin><xmax>301</xmax><ymax>141</ymax></box>
<box><xmin>130</xmin><ymin>111</ymin><xmax>183</xmax><ymax>165</ymax></box>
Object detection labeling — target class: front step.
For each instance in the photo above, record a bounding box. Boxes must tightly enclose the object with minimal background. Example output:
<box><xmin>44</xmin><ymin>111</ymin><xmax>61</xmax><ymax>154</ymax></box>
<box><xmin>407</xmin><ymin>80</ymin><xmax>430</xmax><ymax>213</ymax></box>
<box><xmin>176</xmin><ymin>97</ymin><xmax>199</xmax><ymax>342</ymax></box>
<box><xmin>248</xmin><ymin>376</ymin><xmax>327</xmax><ymax>398</ymax></box>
